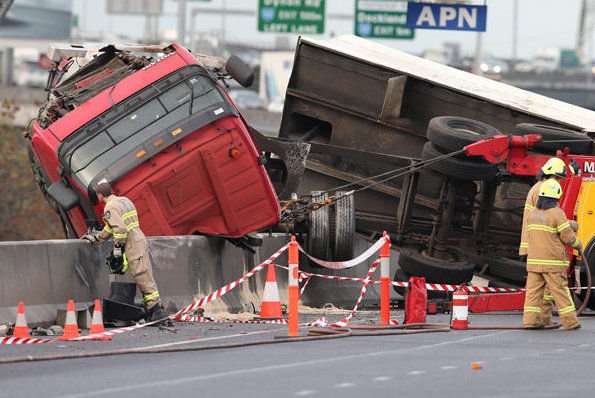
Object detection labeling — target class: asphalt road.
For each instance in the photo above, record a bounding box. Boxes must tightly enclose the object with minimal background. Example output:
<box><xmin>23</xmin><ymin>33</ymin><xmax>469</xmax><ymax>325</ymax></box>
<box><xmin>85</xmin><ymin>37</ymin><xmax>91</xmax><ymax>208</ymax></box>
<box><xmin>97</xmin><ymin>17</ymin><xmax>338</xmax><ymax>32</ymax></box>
<box><xmin>2</xmin><ymin>313</ymin><xmax>595</xmax><ymax>397</ymax></box>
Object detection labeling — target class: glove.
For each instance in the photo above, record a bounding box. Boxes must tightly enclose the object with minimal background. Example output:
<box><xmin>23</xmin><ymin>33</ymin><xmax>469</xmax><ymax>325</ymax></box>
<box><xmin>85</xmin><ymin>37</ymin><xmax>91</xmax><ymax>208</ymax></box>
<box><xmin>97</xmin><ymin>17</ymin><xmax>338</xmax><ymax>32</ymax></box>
<box><xmin>570</xmin><ymin>220</ymin><xmax>579</xmax><ymax>232</ymax></box>
<box><xmin>574</xmin><ymin>239</ymin><xmax>583</xmax><ymax>253</ymax></box>
<box><xmin>81</xmin><ymin>234</ymin><xmax>98</xmax><ymax>244</ymax></box>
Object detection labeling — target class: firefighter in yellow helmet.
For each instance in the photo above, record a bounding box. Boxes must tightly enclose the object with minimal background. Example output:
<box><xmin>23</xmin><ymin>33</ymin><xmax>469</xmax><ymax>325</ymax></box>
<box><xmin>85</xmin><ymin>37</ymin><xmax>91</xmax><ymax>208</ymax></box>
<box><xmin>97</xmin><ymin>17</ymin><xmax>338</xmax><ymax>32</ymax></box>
<box><xmin>519</xmin><ymin>157</ymin><xmax>572</xmax><ymax>325</ymax></box>
<box><xmin>82</xmin><ymin>182</ymin><xmax>172</xmax><ymax>326</ymax></box>
<box><xmin>523</xmin><ymin>179</ymin><xmax>581</xmax><ymax>330</ymax></box>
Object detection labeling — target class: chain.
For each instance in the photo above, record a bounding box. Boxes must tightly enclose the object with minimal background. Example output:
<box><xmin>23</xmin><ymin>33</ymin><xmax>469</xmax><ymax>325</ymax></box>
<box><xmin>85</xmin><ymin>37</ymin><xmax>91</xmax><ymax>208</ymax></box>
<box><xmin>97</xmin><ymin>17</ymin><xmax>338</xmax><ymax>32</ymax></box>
<box><xmin>279</xmin><ymin>148</ymin><xmax>466</xmax><ymax>223</ymax></box>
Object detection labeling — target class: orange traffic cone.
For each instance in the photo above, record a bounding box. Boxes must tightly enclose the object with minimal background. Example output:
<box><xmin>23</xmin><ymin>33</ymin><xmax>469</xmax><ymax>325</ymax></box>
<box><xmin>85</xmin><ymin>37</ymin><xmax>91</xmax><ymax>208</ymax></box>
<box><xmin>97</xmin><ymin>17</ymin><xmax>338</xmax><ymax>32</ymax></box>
<box><xmin>13</xmin><ymin>301</ymin><xmax>29</xmax><ymax>338</ymax></box>
<box><xmin>451</xmin><ymin>287</ymin><xmax>469</xmax><ymax>330</ymax></box>
<box><xmin>89</xmin><ymin>299</ymin><xmax>112</xmax><ymax>341</ymax></box>
<box><xmin>58</xmin><ymin>300</ymin><xmax>80</xmax><ymax>340</ymax></box>
<box><xmin>260</xmin><ymin>264</ymin><xmax>283</xmax><ymax>319</ymax></box>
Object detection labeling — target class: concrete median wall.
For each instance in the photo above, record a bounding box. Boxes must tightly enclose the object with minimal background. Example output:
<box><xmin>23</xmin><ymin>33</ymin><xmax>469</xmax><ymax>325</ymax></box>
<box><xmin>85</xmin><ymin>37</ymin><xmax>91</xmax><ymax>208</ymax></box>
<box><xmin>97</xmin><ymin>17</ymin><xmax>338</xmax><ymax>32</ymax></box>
<box><xmin>0</xmin><ymin>234</ymin><xmax>398</xmax><ymax>326</ymax></box>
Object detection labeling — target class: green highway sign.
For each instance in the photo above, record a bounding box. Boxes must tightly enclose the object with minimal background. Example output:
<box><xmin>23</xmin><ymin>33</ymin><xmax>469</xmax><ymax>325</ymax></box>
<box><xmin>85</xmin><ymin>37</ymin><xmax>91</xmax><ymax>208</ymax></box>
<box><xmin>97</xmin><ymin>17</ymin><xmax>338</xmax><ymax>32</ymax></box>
<box><xmin>258</xmin><ymin>0</ymin><xmax>325</xmax><ymax>34</ymax></box>
<box><xmin>355</xmin><ymin>0</ymin><xmax>414</xmax><ymax>39</ymax></box>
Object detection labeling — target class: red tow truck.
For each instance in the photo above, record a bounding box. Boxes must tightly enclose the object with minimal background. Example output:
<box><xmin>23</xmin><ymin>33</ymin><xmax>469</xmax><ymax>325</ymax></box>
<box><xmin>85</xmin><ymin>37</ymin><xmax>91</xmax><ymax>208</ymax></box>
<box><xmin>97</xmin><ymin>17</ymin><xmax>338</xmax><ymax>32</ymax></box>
<box><xmin>412</xmin><ymin>129</ymin><xmax>595</xmax><ymax>309</ymax></box>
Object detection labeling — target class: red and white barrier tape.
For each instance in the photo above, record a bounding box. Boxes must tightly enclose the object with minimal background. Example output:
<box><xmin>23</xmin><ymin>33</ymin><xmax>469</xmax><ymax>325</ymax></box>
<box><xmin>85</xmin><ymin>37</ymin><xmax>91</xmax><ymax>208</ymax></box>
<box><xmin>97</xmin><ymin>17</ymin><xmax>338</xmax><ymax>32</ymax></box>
<box><xmin>299</xmin><ymin>236</ymin><xmax>388</xmax><ymax>269</ymax></box>
<box><xmin>275</xmin><ymin>264</ymin><xmax>524</xmax><ymax>293</ymax></box>
<box><xmin>70</xmin><ymin>321</ymin><xmax>161</xmax><ymax>341</ymax></box>
<box><xmin>331</xmin><ymin>259</ymin><xmax>379</xmax><ymax>328</ymax></box>
<box><xmin>172</xmin><ymin>243</ymin><xmax>289</xmax><ymax>319</ymax></box>
<box><xmin>176</xmin><ymin>314</ymin><xmax>328</xmax><ymax>327</ymax></box>
<box><xmin>0</xmin><ymin>336</ymin><xmax>52</xmax><ymax>344</ymax></box>
<box><xmin>298</xmin><ymin>275</ymin><xmax>312</xmax><ymax>300</ymax></box>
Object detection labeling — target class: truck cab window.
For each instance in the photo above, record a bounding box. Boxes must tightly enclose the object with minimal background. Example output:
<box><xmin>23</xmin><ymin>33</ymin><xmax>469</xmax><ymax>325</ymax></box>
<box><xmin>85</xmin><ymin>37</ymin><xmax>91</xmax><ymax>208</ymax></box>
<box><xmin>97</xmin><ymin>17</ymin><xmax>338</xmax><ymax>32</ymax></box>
<box><xmin>107</xmin><ymin>99</ymin><xmax>166</xmax><ymax>143</ymax></box>
<box><xmin>65</xmin><ymin>72</ymin><xmax>227</xmax><ymax>189</ymax></box>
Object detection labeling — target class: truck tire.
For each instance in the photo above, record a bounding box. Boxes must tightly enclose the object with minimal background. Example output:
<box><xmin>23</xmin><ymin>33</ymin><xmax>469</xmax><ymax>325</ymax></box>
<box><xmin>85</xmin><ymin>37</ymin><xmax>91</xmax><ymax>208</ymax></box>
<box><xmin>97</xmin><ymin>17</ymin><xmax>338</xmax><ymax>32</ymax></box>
<box><xmin>393</xmin><ymin>268</ymin><xmax>450</xmax><ymax>300</ymax></box>
<box><xmin>487</xmin><ymin>256</ymin><xmax>527</xmax><ymax>284</ymax></box>
<box><xmin>307</xmin><ymin>191</ymin><xmax>330</xmax><ymax>260</ymax></box>
<box><xmin>427</xmin><ymin>116</ymin><xmax>501</xmax><ymax>153</ymax></box>
<box><xmin>398</xmin><ymin>246</ymin><xmax>475</xmax><ymax>285</ymax></box>
<box><xmin>513</xmin><ymin>123</ymin><xmax>592</xmax><ymax>155</ymax></box>
<box><xmin>331</xmin><ymin>191</ymin><xmax>355</xmax><ymax>261</ymax></box>
<box><xmin>226</xmin><ymin>55</ymin><xmax>255</xmax><ymax>88</ymax></box>
<box><xmin>421</xmin><ymin>142</ymin><xmax>498</xmax><ymax>181</ymax></box>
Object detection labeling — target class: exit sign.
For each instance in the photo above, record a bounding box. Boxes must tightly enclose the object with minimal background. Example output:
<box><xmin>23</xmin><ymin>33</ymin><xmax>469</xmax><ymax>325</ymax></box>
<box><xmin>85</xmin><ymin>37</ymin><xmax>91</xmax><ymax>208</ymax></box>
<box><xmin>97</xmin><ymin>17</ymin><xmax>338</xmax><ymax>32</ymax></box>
<box><xmin>355</xmin><ymin>0</ymin><xmax>414</xmax><ymax>40</ymax></box>
<box><xmin>258</xmin><ymin>0</ymin><xmax>325</xmax><ymax>34</ymax></box>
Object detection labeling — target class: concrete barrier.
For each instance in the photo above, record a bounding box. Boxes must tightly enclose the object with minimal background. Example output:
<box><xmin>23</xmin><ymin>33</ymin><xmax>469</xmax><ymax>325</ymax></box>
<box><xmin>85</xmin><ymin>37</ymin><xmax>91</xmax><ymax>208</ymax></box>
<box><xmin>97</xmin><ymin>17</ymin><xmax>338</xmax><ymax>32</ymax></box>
<box><xmin>0</xmin><ymin>234</ymin><xmax>398</xmax><ymax>326</ymax></box>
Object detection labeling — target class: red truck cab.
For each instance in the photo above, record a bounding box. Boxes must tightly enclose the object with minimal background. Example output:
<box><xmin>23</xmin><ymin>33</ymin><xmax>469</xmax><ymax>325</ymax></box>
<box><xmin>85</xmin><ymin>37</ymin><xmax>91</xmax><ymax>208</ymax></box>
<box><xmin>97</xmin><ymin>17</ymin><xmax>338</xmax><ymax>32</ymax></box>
<box><xmin>28</xmin><ymin>43</ymin><xmax>279</xmax><ymax>239</ymax></box>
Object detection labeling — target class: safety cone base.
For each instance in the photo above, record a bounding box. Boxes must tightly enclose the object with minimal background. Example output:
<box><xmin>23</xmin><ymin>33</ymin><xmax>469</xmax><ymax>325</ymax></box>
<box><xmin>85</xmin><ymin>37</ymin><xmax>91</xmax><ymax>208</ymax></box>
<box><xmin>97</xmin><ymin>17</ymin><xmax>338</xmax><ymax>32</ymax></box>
<box><xmin>451</xmin><ymin>319</ymin><xmax>469</xmax><ymax>330</ymax></box>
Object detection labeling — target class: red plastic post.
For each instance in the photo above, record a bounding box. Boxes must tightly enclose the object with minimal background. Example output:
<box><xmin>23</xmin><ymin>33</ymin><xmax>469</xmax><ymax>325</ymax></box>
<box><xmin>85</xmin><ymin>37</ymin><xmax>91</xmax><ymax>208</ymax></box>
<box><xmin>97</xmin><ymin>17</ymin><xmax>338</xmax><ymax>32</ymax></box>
<box><xmin>288</xmin><ymin>236</ymin><xmax>299</xmax><ymax>337</ymax></box>
<box><xmin>380</xmin><ymin>231</ymin><xmax>391</xmax><ymax>325</ymax></box>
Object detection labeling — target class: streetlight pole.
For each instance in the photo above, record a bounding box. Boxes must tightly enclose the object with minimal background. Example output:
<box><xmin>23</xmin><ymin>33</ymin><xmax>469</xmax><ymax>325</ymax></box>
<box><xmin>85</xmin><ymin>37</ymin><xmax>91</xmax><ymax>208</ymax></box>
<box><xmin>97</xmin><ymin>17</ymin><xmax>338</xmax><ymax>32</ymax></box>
<box><xmin>178</xmin><ymin>0</ymin><xmax>187</xmax><ymax>47</ymax></box>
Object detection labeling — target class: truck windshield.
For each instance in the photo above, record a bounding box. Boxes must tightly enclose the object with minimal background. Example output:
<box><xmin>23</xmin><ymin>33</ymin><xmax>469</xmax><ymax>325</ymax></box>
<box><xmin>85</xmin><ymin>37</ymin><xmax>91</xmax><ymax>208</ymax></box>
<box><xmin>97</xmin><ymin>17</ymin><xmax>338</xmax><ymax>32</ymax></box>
<box><xmin>67</xmin><ymin>73</ymin><xmax>226</xmax><ymax>188</ymax></box>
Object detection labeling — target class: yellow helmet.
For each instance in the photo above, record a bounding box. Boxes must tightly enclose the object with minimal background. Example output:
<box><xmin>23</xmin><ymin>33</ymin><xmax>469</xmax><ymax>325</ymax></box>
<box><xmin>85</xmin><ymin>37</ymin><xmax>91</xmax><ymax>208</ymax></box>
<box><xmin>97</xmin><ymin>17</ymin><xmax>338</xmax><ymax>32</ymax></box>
<box><xmin>538</xmin><ymin>178</ymin><xmax>563</xmax><ymax>199</ymax></box>
<box><xmin>541</xmin><ymin>157</ymin><xmax>567</xmax><ymax>178</ymax></box>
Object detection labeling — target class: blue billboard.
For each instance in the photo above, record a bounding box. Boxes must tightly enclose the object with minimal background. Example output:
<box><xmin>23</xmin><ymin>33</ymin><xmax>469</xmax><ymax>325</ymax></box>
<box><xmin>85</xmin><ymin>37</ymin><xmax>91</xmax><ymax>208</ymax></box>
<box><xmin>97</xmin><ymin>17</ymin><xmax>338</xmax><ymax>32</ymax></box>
<box><xmin>406</xmin><ymin>2</ymin><xmax>487</xmax><ymax>32</ymax></box>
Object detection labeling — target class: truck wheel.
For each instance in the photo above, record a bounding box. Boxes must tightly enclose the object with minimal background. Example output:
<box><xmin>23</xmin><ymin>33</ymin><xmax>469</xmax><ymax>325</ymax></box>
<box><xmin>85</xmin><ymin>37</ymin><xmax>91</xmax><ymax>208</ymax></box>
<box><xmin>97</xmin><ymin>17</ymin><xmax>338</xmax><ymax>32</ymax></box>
<box><xmin>331</xmin><ymin>191</ymin><xmax>355</xmax><ymax>261</ymax></box>
<box><xmin>427</xmin><ymin>116</ymin><xmax>501</xmax><ymax>153</ymax></box>
<box><xmin>486</xmin><ymin>256</ymin><xmax>527</xmax><ymax>284</ymax></box>
<box><xmin>513</xmin><ymin>123</ymin><xmax>592</xmax><ymax>155</ymax></box>
<box><xmin>226</xmin><ymin>55</ymin><xmax>255</xmax><ymax>88</ymax></box>
<box><xmin>393</xmin><ymin>268</ymin><xmax>450</xmax><ymax>300</ymax></box>
<box><xmin>398</xmin><ymin>246</ymin><xmax>475</xmax><ymax>285</ymax></box>
<box><xmin>421</xmin><ymin>142</ymin><xmax>498</xmax><ymax>181</ymax></box>
<box><xmin>307</xmin><ymin>191</ymin><xmax>330</xmax><ymax>260</ymax></box>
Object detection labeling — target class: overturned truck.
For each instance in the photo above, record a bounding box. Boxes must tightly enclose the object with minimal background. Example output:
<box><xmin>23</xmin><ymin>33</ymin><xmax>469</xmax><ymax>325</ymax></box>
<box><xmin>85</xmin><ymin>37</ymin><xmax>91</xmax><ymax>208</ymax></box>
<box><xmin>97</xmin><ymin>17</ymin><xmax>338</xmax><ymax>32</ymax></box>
<box><xmin>263</xmin><ymin>35</ymin><xmax>595</xmax><ymax>299</ymax></box>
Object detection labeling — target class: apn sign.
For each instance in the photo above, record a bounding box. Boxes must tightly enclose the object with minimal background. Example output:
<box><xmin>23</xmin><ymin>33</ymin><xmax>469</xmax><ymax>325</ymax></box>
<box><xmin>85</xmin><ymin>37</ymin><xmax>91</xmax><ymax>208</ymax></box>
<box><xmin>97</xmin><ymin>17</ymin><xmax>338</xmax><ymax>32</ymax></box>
<box><xmin>406</xmin><ymin>2</ymin><xmax>487</xmax><ymax>32</ymax></box>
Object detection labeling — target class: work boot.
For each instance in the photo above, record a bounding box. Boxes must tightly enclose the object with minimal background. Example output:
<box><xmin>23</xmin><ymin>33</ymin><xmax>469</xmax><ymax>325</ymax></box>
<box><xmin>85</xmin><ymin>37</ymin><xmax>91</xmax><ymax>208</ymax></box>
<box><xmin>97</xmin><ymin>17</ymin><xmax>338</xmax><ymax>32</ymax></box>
<box><xmin>147</xmin><ymin>303</ymin><xmax>174</xmax><ymax>327</ymax></box>
<box><xmin>564</xmin><ymin>323</ymin><xmax>581</xmax><ymax>331</ymax></box>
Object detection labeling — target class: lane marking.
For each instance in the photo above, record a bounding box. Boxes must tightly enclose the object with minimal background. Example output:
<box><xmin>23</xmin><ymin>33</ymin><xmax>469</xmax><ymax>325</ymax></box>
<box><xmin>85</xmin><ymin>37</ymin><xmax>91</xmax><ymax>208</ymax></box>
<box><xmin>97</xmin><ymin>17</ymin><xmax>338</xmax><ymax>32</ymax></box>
<box><xmin>295</xmin><ymin>390</ymin><xmax>317</xmax><ymax>396</ymax></box>
<box><xmin>499</xmin><ymin>357</ymin><xmax>513</xmax><ymax>361</ymax></box>
<box><xmin>441</xmin><ymin>366</ymin><xmax>457</xmax><ymax>370</ymax></box>
<box><xmin>131</xmin><ymin>329</ymin><xmax>280</xmax><ymax>351</ymax></box>
<box><xmin>555</xmin><ymin>348</ymin><xmax>566</xmax><ymax>352</ymax></box>
<box><xmin>53</xmin><ymin>331</ymin><xmax>513</xmax><ymax>398</ymax></box>
<box><xmin>577</xmin><ymin>344</ymin><xmax>592</xmax><ymax>348</ymax></box>
<box><xmin>335</xmin><ymin>382</ymin><xmax>355</xmax><ymax>388</ymax></box>
<box><xmin>408</xmin><ymin>370</ymin><xmax>426</xmax><ymax>375</ymax></box>
<box><xmin>373</xmin><ymin>376</ymin><xmax>392</xmax><ymax>381</ymax></box>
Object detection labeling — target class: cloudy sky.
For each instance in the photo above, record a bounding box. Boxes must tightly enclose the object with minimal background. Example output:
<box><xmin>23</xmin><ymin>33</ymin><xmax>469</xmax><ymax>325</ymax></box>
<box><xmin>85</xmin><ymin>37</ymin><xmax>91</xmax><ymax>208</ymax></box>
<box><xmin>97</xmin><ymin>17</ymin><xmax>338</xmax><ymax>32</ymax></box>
<box><xmin>72</xmin><ymin>0</ymin><xmax>589</xmax><ymax>60</ymax></box>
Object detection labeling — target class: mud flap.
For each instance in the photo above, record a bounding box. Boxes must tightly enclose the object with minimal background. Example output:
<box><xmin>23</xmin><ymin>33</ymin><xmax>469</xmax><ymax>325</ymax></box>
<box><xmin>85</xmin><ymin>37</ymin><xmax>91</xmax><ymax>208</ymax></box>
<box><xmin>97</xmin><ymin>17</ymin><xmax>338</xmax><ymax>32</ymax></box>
<box><xmin>250</xmin><ymin>126</ymin><xmax>311</xmax><ymax>200</ymax></box>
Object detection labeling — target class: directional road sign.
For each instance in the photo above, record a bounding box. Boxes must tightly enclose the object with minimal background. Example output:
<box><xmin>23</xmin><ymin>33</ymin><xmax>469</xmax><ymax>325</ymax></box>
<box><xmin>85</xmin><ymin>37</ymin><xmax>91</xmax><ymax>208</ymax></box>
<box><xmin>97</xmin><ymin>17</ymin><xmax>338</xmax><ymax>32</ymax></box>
<box><xmin>355</xmin><ymin>0</ymin><xmax>414</xmax><ymax>39</ymax></box>
<box><xmin>258</xmin><ymin>0</ymin><xmax>325</xmax><ymax>34</ymax></box>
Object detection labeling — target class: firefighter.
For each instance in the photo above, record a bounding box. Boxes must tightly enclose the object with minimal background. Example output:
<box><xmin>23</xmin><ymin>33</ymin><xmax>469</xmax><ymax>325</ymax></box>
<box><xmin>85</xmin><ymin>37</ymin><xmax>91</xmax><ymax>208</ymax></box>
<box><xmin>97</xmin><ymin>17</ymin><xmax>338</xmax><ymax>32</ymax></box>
<box><xmin>523</xmin><ymin>178</ymin><xmax>581</xmax><ymax>330</ymax></box>
<box><xmin>82</xmin><ymin>182</ymin><xmax>172</xmax><ymax>326</ymax></box>
<box><xmin>519</xmin><ymin>157</ymin><xmax>572</xmax><ymax>325</ymax></box>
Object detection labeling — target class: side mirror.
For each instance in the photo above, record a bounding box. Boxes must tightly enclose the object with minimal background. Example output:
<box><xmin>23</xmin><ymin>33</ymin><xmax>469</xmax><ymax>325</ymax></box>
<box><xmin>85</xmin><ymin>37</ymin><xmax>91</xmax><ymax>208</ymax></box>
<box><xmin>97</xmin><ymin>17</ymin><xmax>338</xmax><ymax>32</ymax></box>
<box><xmin>226</xmin><ymin>55</ymin><xmax>255</xmax><ymax>88</ymax></box>
<box><xmin>47</xmin><ymin>181</ymin><xmax>79</xmax><ymax>210</ymax></box>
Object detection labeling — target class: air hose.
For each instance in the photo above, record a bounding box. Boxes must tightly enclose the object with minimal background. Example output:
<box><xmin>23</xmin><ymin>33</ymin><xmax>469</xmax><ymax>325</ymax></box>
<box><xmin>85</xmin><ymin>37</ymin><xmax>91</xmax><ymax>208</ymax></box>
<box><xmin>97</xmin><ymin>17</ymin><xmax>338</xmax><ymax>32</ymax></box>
<box><xmin>577</xmin><ymin>249</ymin><xmax>591</xmax><ymax>316</ymax></box>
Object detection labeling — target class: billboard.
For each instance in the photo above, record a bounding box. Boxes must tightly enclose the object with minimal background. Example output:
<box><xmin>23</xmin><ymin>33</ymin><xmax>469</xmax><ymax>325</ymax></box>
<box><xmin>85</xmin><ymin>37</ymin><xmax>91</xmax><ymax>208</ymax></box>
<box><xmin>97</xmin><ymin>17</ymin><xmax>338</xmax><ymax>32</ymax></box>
<box><xmin>0</xmin><ymin>0</ymin><xmax>72</xmax><ymax>39</ymax></box>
